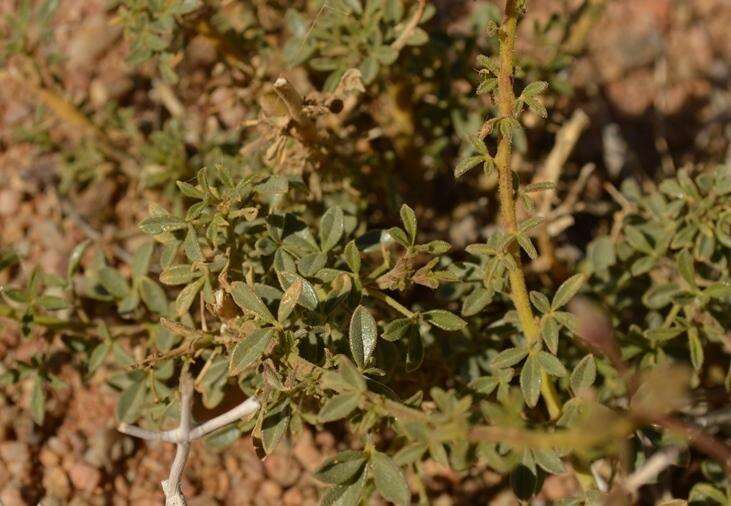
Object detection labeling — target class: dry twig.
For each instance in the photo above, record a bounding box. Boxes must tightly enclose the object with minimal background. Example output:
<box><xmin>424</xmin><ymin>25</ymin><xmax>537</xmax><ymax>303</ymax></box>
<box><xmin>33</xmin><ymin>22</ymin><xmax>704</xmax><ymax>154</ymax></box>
<box><xmin>623</xmin><ymin>446</ymin><xmax>679</xmax><ymax>494</ymax></box>
<box><xmin>391</xmin><ymin>0</ymin><xmax>427</xmax><ymax>52</ymax></box>
<box><xmin>118</xmin><ymin>374</ymin><xmax>260</xmax><ymax>505</ymax></box>
<box><xmin>529</xmin><ymin>109</ymin><xmax>589</xmax><ymax>270</ymax></box>
<box><xmin>273</xmin><ymin>77</ymin><xmax>321</xmax><ymax>144</ymax></box>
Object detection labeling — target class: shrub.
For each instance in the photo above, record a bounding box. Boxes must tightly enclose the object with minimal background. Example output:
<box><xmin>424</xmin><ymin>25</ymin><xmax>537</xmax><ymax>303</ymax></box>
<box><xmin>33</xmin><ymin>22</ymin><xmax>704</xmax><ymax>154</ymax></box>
<box><xmin>2</xmin><ymin>0</ymin><xmax>730</xmax><ymax>504</ymax></box>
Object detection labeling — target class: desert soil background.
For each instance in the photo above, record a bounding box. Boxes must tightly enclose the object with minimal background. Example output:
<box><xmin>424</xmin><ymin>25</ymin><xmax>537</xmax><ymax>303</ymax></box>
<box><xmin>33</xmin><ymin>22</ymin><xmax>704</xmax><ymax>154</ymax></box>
<box><xmin>1</xmin><ymin>0</ymin><xmax>730</xmax><ymax>504</ymax></box>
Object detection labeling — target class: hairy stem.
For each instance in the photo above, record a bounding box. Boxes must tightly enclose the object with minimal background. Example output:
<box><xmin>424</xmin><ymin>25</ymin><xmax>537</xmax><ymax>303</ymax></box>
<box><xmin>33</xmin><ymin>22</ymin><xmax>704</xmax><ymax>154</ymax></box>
<box><xmin>494</xmin><ymin>0</ymin><xmax>561</xmax><ymax>420</ymax></box>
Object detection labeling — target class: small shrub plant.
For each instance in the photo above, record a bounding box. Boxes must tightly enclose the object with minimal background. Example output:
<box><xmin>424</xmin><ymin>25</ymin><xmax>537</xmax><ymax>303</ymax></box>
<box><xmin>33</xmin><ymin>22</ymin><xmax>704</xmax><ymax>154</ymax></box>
<box><xmin>1</xmin><ymin>0</ymin><xmax>731</xmax><ymax>504</ymax></box>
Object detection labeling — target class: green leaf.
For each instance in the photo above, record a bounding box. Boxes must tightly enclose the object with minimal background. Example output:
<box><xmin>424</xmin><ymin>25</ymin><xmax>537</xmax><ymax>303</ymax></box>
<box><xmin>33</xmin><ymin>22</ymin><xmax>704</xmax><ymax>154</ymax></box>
<box><xmin>262</xmin><ymin>401</ymin><xmax>290</xmax><ymax>454</ymax></box>
<box><xmin>704</xmin><ymin>282</ymin><xmax>731</xmax><ymax>300</ymax></box>
<box><xmin>476</xmin><ymin>54</ymin><xmax>497</xmax><ymax>72</ymax></box>
<box><xmin>371</xmin><ymin>450</ymin><xmax>410</xmax><ymax>505</ymax></box>
<box><xmin>88</xmin><ymin>341</ymin><xmax>111</xmax><ymax>374</ymax></box>
<box><xmin>570</xmin><ymin>354</ymin><xmax>596</xmax><ymax>393</ymax></box>
<box><xmin>315</xmin><ymin>451</ymin><xmax>367</xmax><ymax>485</ymax></box>
<box><xmin>517</xmin><ymin>234</ymin><xmax>538</xmax><ymax>260</ymax></box>
<box><xmin>387</xmin><ymin>227</ymin><xmax>410</xmax><ymax>248</ymax></box>
<box><xmin>490</xmin><ymin>347</ymin><xmax>528</xmax><ymax>369</ymax></box>
<box><xmin>319</xmin><ymin>392</ymin><xmax>361</xmax><ymax>422</ymax></box>
<box><xmin>383</xmin><ymin>0</ymin><xmax>404</xmax><ymax>22</ymax></box>
<box><xmin>278</xmin><ymin>271</ymin><xmax>318</xmax><ymax>310</ymax></box>
<box><xmin>131</xmin><ymin>241</ymin><xmax>154</xmax><ymax>278</ymax></box>
<box><xmin>689</xmin><ymin>483</ymin><xmax>727</xmax><ymax>504</ymax></box>
<box><xmin>677</xmin><ymin>249</ymin><xmax>696</xmax><ymax>288</ymax></box>
<box><xmin>374</xmin><ymin>45</ymin><xmax>399</xmax><ymax>65</ymax></box>
<box><xmin>116</xmin><ymin>379</ymin><xmax>146</xmax><ymax>423</ymax></box>
<box><xmin>643</xmin><ymin>283</ymin><xmax>680</xmax><ymax>309</ymax></box>
<box><xmin>256</xmin><ymin>175</ymin><xmax>288</xmax><ymax>197</ymax></box>
<box><xmin>359</xmin><ymin>57</ymin><xmax>379</xmax><ymax>83</ymax></box>
<box><xmin>176</xmin><ymin>180</ymin><xmax>204</xmax><ymax>199</ymax></box>
<box><xmin>204</xmin><ymin>425</ymin><xmax>241</xmax><ymax>450</ymax></box>
<box><xmin>476</xmin><ymin>78</ymin><xmax>497</xmax><ymax>95</ymax></box>
<box><xmin>31</xmin><ymin>374</ymin><xmax>45</xmax><ymax>425</ymax></box>
<box><xmin>520</xmin><ymin>354</ymin><xmax>541</xmax><ymax>407</ymax></box>
<box><xmin>631</xmin><ymin>256</ymin><xmax>654</xmax><ymax>276</ymax></box>
<box><xmin>393</xmin><ymin>443</ymin><xmax>427</xmax><ymax>466</ymax></box>
<box><xmin>455</xmin><ymin>155</ymin><xmax>483</xmax><ymax>178</ymax></box>
<box><xmin>400</xmin><ymin>204</ymin><xmax>417</xmax><ymax>245</ymax></box>
<box><xmin>522</xmin><ymin>81</ymin><xmax>548</xmax><ymax>98</ymax></box>
<box><xmin>587</xmin><ymin>236</ymin><xmax>616</xmax><ymax>272</ymax></box>
<box><xmin>337</xmin><ymin>356</ymin><xmax>367</xmax><ymax>391</ymax></box>
<box><xmin>646</xmin><ymin>326</ymin><xmax>685</xmax><ymax>342</ymax></box>
<box><xmin>537</xmin><ymin>351</ymin><xmax>567</xmax><ymax>377</ymax></box>
<box><xmin>688</xmin><ymin>327</ymin><xmax>703</xmax><ymax>371</ymax></box>
<box><xmin>461</xmin><ymin>287</ymin><xmax>492</xmax><ymax>317</ymax></box>
<box><xmin>519</xmin><ymin>216</ymin><xmax>543</xmax><ymax>235</ymax></box>
<box><xmin>423</xmin><ymin>310</ymin><xmax>467</xmax><ymax>331</ymax></box>
<box><xmin>405</xmin><ymin>327</ymin><xmax>424</xmax><ymax>371</ymax></box>
<box><xmin>278</xmin><ymin>277</ymin><xmax>302</xmax><ymax>322</ymax></box>
<box><xmin>416</xmin><ymin>240</ymin><xmax>451</xmax><ymax>255</ymax></box>
<box><xmin>99</xmin><ymin>267</ymin><xmax>130</xmax><ymax>298</ymax></box>
<box><xmin>160</xmin><ymin>239</ymin><xmax>180</xmax><ymax>268</ymax></box>
<box><xmin>470</xmin><ymin>376</ymin><xmax>500</xmax><ymax>395</ymax></box>
<box><xmin>118</xmin><ymin>289</ymin><xmax>140</xmax><ymax>313</ymax></box>
<box><xmin>382</xmin><ymin>318</ymin><xmax>413</xmax><ymax>342</ymax></box>
<box><xmin>525</xmin><ymin>97</ymin><xmax>547</xmax><ymax>118</ymax></box>
<box><xmin>324</xmin><ymin>358</ymin><xmax>364</xmax><ymax>393</ymax></box>
<box><xmin>175</xmin><ymin>276</ymin><xmax>205</xmax><ymax>316</ymax></box>
<box><xmin>320</xmin><ymin>206</ymin><xmax>345</xmax><ymax>253</ymax></box>
<box><xmin>530</xmin><ymin>291</ymin><xmax>551</xmax><ymax>314</ymax></box>
<box><xmin>160</xmin><ymin>264</ymin><xmax>195</xmax><ymax>285</ymax></box>
<box><xmin>499</xmin><ymin>117</ymin><xmax>522</xmax><ymax>141</ymax></box>
<box><xmin>533</xmin><ymin>448</ymin><xmax>565</xmax><ymax>474</ymax></box>
<box><xmin>406</xmin><ymin>27</ymin><xmax>428</xmax><ymax>46</ymax></box>
<box><xmin>4</xmin><ymin>288</ymin><xmax>29</xmax><ymax>304</ymax></box>
<box><xmin>344</xmin><ymin>240</ymin><xmax>361</xmax><ymax>274</ymax></box>
<box><xmin>297</xmin><ymin>252</ymin><xmax>328</xmax><ymax>277</ymax></box>
<box><xmin>183</xmin><ymin>225</ymin><xmax>203</xmax><ymax>262</ymax></box>
<box><xmin>231</xmin><ymin>281</ymin><xmax>275</xmax><ymax>323</ymax></box>
<box><xmin>139</xmin><ymin>276</ymin><xmax>168</xmax><ymax>314</ymax></box>
<box><xmin>467</xmin><ymin>135</ymin><xmax>488</xmax><ymax>154</ymax></box>
<box><xmin>48</xmin><ymin>373</ymin><xmax>68</xmax><ymax>391</ymax></box>
<box><xmin>321</xmin><ymin>467</ymin><xmax>367</xmax><ymax>506</ymax></box>
<box><xmin>341</xmin><ymin>0</ymin><xmax>362</xmax><ymax>14</ymax></box>
<box><xmin>139</xmin><ymin>214</ymin><xmax>186</xmax><ymax>234</ymax></box>
<box><xmin>37</xmin><ymin>295</ymin><xmax>68</xmax><ymax>310</ymax></box>
<box><xmin>553</xmin><ymin>311</ymin><xmax>577</xmax><ymax>333</ymax></box>
<box><xmin>349</xmin><ymin>305</ymin><xmax>377</xmax><ymax>368</ymax></box>
<box><xmin>67</xmin><ymin>239</ymin><xmax>91</xmax><ymax>279</ymax></box>
<box><xmin>229</xmin><ymin>328</ymin><xmax>274</xmax><ymax>374</ymax></box>
<box><xmin>551</xmin><ymin>274</ymin><xmax>584</xmax><ymax>310</ymax></box>
<box><xmin>624</xmin><ymin>226</ymin><xmax>653</xmax><ymax>255</ymax></box>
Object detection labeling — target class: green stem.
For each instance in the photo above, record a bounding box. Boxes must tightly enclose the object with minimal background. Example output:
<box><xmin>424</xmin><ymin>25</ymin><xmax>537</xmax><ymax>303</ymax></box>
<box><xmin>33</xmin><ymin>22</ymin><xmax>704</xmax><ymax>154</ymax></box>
<box><xmin>363</xmin><ymin>287</ymin><xmax>416</xmax><ymax>319</ymax></box>
<box><xmin>493</xmin><ymin>0</ymin><xmax>561</xmax><ymax>420</ymax></box>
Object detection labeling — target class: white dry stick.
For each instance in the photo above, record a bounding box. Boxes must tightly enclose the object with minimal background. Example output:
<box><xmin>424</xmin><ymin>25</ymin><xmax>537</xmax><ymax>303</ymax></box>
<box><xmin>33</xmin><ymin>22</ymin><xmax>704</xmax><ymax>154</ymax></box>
<box><xmin>524</xmin><ymin>109</ymin><xmax>589</xmax><ymax>271</ymax></box>
<box><xmin>118</xmin><ymin>375</ymin><xmax>260</xmax><ymax>506</ymax></box>
<box><xmin>533</xmin><ymin>109</ymin><xmax>590</xmax><ymax>220</ymax></box>
<box><xmin>624</xmin><ymin>446</ymin><xmax>680</xmax><ymax>495</ymax></box>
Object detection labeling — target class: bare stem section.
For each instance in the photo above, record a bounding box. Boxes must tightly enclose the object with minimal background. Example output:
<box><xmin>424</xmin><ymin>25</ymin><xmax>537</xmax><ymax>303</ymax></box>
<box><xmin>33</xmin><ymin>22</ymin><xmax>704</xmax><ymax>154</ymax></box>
<box><xmin>118</xmin><ymin>374</ymin><xmax>260</xmax><ymax>505</ymax></box>
<box><xmin>391</xmin><ymin>0</ymin><xmax>427</xmax><ymax>52</ymax></box>
<box><xmin>493</xmin><ymin>0</ymin><xmax>561</xmax><ymax>420</ymax></box>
